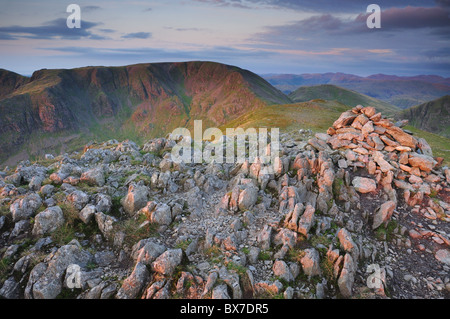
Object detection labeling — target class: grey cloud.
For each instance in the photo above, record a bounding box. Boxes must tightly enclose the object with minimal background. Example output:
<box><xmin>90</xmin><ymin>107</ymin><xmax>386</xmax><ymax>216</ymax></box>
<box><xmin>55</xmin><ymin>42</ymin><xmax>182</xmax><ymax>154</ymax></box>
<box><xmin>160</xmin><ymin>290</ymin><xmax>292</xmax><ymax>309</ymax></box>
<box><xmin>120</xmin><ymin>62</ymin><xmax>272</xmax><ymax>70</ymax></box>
<box><xmin>121</xmin><ymin>32</ymin><xmax>152</xmax><ymax>39</ymax></box>
<box><xmin>0</xmin><ymin>18</ymin><xmax>100</xmax><ymax>40</ymax></box>
<box><xmin>82</xmin><ymin>5</ymin><xmax>101</xmax><ymax>12</ymax></box>
<box><xmin>193</xmin><ymin>0</ymin><xmax>437</xmax><ymax>13</ymax></box>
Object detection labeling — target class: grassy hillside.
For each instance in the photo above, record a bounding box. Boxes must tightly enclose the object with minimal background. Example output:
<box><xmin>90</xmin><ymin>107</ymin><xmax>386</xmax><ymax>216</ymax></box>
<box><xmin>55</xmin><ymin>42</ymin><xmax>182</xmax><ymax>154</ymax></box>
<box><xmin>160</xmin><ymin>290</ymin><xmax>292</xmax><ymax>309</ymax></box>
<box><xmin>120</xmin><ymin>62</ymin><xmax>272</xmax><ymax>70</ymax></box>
<box><xmin>398</xmin><ymin>95</ymin><xmax>450</xmax><ymax>138</ymax></box>
<box><xmin>220</xmin><ymin>99</ymin><xmax>350</xmax><ymax>134</ymax></box>
<box><xmin>289</xmin><ymin>84</ymin><xmax>400</xmax><ymax>117</ymax></box>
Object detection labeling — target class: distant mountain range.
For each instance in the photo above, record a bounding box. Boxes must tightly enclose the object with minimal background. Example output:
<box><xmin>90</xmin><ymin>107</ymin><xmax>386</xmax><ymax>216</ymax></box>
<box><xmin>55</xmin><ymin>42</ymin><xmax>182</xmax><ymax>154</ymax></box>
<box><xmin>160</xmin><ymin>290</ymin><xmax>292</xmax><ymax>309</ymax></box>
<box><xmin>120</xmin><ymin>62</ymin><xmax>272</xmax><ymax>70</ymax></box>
<box><xmin>262</xmin><ymin>72</ymin><xmax>450</xmax><ymax>109</ymax></box>
<box><xmin>288</xmin><ymin>84</ymin><xmax>399</xmax><ymax>117</ymax></box>
<box><xmin>0</xmin><ymin>62</ymin><xmax>448</xmax><ymax>166</ymax></box>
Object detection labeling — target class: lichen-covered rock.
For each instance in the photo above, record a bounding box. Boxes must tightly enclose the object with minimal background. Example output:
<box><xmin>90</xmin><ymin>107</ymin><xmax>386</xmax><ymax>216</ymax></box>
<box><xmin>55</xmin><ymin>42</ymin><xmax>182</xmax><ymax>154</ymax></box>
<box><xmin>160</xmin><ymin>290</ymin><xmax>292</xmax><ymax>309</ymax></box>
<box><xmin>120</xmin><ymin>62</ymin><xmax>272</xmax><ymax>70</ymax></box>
<box><xmin>10</xmin><ymin>192</ymin><xmax>42</xmax><ymax>222</ymax></box>
<box><xmin>121</xmin><ymin>183</ymin><xmax>149</xmax><ymax>215</ymax></box>
<box><xmin>32</xmin><ymin>206</ymin><xmax>65</xmax><ymax>236</ymax></box>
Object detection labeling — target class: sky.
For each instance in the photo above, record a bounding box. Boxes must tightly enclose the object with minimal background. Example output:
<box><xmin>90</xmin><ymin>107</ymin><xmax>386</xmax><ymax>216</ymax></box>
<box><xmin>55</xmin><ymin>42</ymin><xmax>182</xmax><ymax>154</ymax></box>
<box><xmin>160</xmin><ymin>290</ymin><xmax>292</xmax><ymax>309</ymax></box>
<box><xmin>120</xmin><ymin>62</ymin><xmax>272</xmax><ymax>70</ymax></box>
<box><xmin>0</xmin><ymin>0</ymin><xmax>449</xmax><ymax>77</ymax></box>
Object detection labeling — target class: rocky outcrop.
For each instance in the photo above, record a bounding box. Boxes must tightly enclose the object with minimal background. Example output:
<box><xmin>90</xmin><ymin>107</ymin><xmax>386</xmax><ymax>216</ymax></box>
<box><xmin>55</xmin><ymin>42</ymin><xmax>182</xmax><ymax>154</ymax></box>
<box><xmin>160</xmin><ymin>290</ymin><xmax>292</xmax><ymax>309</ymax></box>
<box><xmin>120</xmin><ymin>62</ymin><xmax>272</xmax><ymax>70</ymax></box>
<box><xmin>0</xmin><ymin>105</ymin><xmax>448</xmax><ymax>301</ymax></box>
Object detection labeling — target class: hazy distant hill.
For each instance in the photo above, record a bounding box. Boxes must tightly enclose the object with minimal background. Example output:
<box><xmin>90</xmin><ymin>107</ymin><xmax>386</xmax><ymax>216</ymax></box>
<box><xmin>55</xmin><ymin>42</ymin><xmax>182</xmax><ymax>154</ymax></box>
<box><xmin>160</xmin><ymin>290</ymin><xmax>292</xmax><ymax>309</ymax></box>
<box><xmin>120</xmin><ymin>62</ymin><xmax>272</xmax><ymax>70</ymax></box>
<box><xmin>263</xmin><ymin>72</ymin><xmax>450</xmax><ymax>108</ymax></box>
<box><xmin>288</xmin><ymin>84</ymin><xmax>400</xmax><ymax>117</ymax></box>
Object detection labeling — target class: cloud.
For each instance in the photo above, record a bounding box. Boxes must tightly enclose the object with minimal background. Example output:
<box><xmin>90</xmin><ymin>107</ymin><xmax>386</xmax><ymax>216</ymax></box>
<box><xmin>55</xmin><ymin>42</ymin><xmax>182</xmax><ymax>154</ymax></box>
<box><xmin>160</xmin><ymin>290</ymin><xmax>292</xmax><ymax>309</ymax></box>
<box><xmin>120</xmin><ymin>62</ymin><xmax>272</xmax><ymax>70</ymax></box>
<box><xmin>143</xmin><ymin>7</ymin><xmax>153</xmax><ymax>12</ymax></box>
<box><xmin>164</xmin><ymin>27</ymin><xmax>204</xmax><ymax>32</ymax></box>
<box><xmin>193</xmin><ymin>0</ymin><xmax>438</xmax><ymax>13</ymax></box>
<box><xmin>121</xmin><ymin>32</ymin><xmax>152</xmax><ymax>39</ymax></box>
<box><xmin>82</xmin><ymin>5</ymin><xmax>101</xmax><ymax>12</ymax></box>
<box><xmin>254</xmin><ymin>4</ymin><xmax>450</xmax><ymax>45</ymax></box>
<box><xmin>0</xmin><ymin>18</ymin><xmax>101</xmax><ymax>40</ymax></box>
<box><xmin>42</xmin><ymin>45</ymin><xmax>274</xmax><ymax>63</ymax></box>
<box><xmin>355</xmin><ymin>5</ymin><xmax>450</xmax><ymax>29</ymax></box>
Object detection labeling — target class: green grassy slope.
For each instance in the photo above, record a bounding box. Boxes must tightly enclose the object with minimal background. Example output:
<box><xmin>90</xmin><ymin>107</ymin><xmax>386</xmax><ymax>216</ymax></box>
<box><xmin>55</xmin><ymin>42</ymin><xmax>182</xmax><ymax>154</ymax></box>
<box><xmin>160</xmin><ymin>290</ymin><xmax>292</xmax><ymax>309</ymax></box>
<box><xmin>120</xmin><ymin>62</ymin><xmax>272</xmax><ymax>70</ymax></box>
<box><xmin>289</xmin><ymin>84</ymin><xmax>400</xmax><ymax>117</ymax></box>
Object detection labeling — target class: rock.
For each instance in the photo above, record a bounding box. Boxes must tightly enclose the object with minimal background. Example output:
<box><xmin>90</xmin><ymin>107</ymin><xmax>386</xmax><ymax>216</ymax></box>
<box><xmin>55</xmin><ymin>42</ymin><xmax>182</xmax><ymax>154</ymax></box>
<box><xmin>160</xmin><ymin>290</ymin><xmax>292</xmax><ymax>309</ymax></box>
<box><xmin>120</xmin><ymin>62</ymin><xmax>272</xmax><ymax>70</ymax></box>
<box><xmin>0</xmin><ymin>277</ymin><xmax>20</xmax><ymax>299</ymax></box>
<box><xmin>372</xmin><ymin>151</ymin><xmax>394</xmax><ymax>172</ymax></box>
<box><xmin>333</xmin><ymin>111</ymin><xmax>357</xmax><ymax>129</ymax></box>
<box><xmin>67</xmin><ymin>190</ymin><xmax>89</xmax><ymax>211</ymax></box>
<box><xmin>372</xmin><ymin>201</ymin><xmax>396</xmax><ymax>230</ymax></box>
<box><xmin>361</xmin><ymin>106</ymin><xmax>376</xmax><ymax>118</ymax></box>
<box><xmin>95</xmin><ymin>212</ymin><xmax>117</xmax><ymax>238</ymax></box>
<box><xmin>29</xmin><ymin>176</ymin><xmax>45</xmax><ymax>191</ymax></box>
<box><xmin>297</xmin><ymin>204</ymin><xmax>315</xmax><ymax>237</ymax></box>
<box><xmin>150</xmin><ymin>203</ymin><xmax>172</xmax><ymax>226</ymax></box>
<box><xmin>273</xmin><ymin>260</ymin><xmax>293</xmax><ymax>282</ymax></box>
<box><xmin>385</xmin><ymin>126</ymin><xmax>417</xmax><ymax>149</ymax></box>
<box><xmin>95</xmin><ymin>194</ymin><xmax>112</xmax><ymax>214</ymax></box>
<box><xmin>300</xmin><ymin>248</ymin><xmax>321</xmax><ymax>277</ymax></box>
<box><xmin>121</xmin><ymin>184</ymin><xmax>149</xmax><ymax>215</ymax></box>
<box><xmin>92</xmin><ymin>251</ymin><xmax>116</xmax><ymax>267</ymax></box>
<box><xmin>80</xmin><ymin>166</ymin><xmax>105</xmax><ymax>186</ymax></box>
<box><xmin>408</xmin><ymin>153</ymin><xmax>437</xmax><ymax>172</ymax></box>
<box><xmin>238</xmin><ymin>186</ymin><xmax>258</xmax><ymax>211</ymax></box>
<box><xmin>116</xmin><ymin>262</ymin><xmax>150</xmax><ymax>299</ymax></box>
<box><xmin>5</xmin><ymin>173</ymin><xmax>22</xmax><ymax>186</ymax></box>
<box><xmin>248</xmin><ymin>247</ymin><xmax>260</xmax><ymax>264</ymax></box>
<box><xmin>152</xmin><ymin>249</ymin><xmax>183</xmax><ymax>276</ymax></box>
<box><xmin>10</xmin><ymin>193</ymin><xmax>42</xmax><ymax>222</ymax></box>
<box><xmin>361</xmin><ymin>121</ymin><xmax>374</xmax><ymax>136</ymax></box>
<box><xmin>132</xmin><ymin>238</ymin><xmax>166</xmax><ymax>265</ymax></box>
<box><xmin>26</xmin><ymin>240</ymin><xmax>92</xmax><ymax>299</ymax></box>
<box><xmin>40</xmin><ymin>184</ymin><xmax>55</xmax><ymax>197</ymax></box>
<box><xmin>212</xmin><ymin>284</ymin><xmax>231</xmax><ymax>299</ymax></box>
<box><xmin>257</xmin><ymin>225</ymin><xmax>272</xmax><ymax>250</ymax></box>
<box><xmin>435</xmin><ymin>249</ymin><xmax>450</xmax><ymax>266</ymax></box>
<box><xmin>337</xmin><ymin>228</ymin><xmax>359</xmax><ymax>260</ymax></box>
<box><xmin>338</xmin><ymin>253</ymin><xmax>355</xmax><ymax>298</ymax></box>
<box><xmin>32</xmin><ymin>206</ymin><xmax>65</xmax><ymax>236</ymax></box>
<box><xmin>352</xmin><ymin>177</ymin><xmax>376</xmax><ymax>193</ymax></box>
<box><xmin>79</xmin><ymin>204</ymin><xmax>96</xmax><ymax>224</ymax></box>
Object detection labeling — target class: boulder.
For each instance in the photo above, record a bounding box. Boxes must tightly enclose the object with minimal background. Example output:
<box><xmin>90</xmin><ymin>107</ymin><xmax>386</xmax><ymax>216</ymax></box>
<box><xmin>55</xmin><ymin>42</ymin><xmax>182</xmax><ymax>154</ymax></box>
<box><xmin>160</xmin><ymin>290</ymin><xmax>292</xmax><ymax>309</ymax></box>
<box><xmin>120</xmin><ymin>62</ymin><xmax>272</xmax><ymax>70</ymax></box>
<box><xmin>121</xmin><ymin>184</ymin><xmax>149</xmax><ymax>215</ymax></box>
<box><xmin>300</xmin><ymin>248</ymin><xmax>321</xmax><ymax>277</ymax></box>
<box><xmin>408</xmin><ymin>153</ymin><xmax>437</xmax><ymax>172</ymax></box>
<box><xmin>150</xmin><ymin>203</ymin><xmax>173</xmax><ymax>226</ymax></box>
<box><xmin>273</xmin><ymin>260</ymin><xmax>293</xmax><ymax>282</ymax></box>
<box><xmin>372</xmin><ymin>201</ymin><xmax>396</xmax><ymax>230</ymax></box>
<box><xmin>26</xmin><ymin>240</ymin><xmax>92</xmax><ymax>299</ymax></box>
<box><xmin>332</xmin><ymin>111</ymin><xmax>357</xmax><ymax>129</ymax></box>
<box><xmin>352</xmin><ymin>177</ymin><xmax>376</xmax><ymax>193</ymax></box>
<box><xmin>79</xmin><ymin>204</ymin><xmax>96</xmax><ymax>224</ymax></box>
<box><xmin>385</xmin><ymin>126</ymin><xmax>417</xmax><ymax>149</ymax></box>
<box><xmin>338</xmin><ymin>253</ymin><xmax>355</xmax><ymax>298</ymax></box>
<box><xmin>32</xmin><ymin>206</ymin><xmax>65</xmax><ymax>236</ymax></box>
<box><xmin>66</xmin><ymin>190</ymin><xmax>89</xmax><ymax>211</ymax></box>
<box><xmin>152</xmin><ymin>249</ymin><xmax>184</xmax><ymax>276</ymax></box>
<box><xmin>10</xmin><ymin>193</ymin><xmax>42</xmax><ymax>222</ymax></box>
<box><xmin>116</xmin><ymin>262</ymin><xmax>150</xmax><ymax>299</ymax></box>
<box><xmin>80</xmin><ymin>166</ymin><xmax>105</xmax><ymax>186</ymax></box>
<box><xmin>238</xmin><ymin>186</ymin><xmax>258</xmax><ymax>211</ymax></box>
<box><xmin>132</xmin><ymin>239</ymin><xmax>166</xmax><ymax>265</ymax></box>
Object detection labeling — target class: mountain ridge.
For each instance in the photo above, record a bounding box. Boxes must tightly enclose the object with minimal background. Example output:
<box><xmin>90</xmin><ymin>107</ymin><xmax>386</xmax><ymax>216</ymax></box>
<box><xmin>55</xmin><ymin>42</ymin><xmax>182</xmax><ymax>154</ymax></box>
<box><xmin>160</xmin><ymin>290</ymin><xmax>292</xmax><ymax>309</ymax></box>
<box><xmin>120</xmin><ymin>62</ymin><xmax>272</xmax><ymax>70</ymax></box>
<box><xmin>398</xmin><ymin>95</ymin><xmax>450</xmax><ymax>138</ymax></box>
<box><xmin>0</xmin><ymin>61</ymin><xmax>291</xmax><ymax>165</ymax></box>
